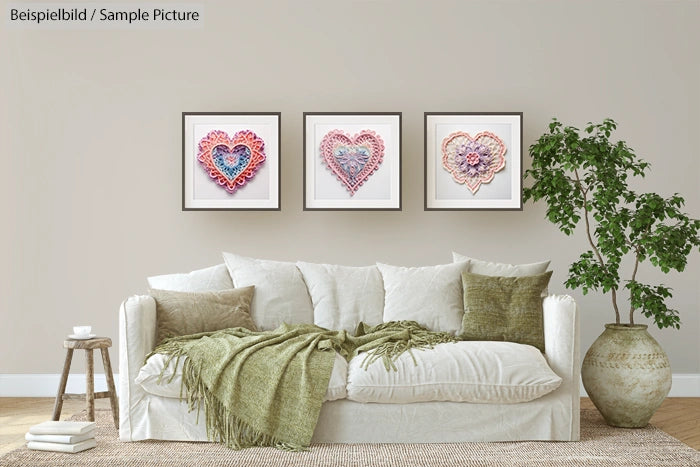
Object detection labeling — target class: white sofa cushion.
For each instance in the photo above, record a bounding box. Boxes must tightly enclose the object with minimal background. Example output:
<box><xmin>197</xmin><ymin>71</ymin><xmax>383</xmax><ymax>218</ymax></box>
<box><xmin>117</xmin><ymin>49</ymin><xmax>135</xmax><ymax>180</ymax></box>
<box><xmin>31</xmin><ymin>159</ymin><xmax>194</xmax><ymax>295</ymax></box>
<box><xmin>135</xmin><ymin>353</ymin><xmax>186</xmax><ymax>399</ymax></box>
<box><xmin>377</xmin><ymin>261</ymin><xmax>469</xmax><ymax>333</ymax></box>
<box><xmin>147</xmin><ymin>264</ymin><xmax>233</xmax><ymax>292</ymax></box>
<box><xmin>222</xmin><ymin>253</ymin><xmax>314</xmax><ymax>330</ymax></box>
<box><xmin>452</xmin><ymin>253</ymin><xmax>550</xmax><ymax>277</ymax></box>
<box><xmin>136</xmin><ymin>351</ymin><xmax>348</xmax><ymax>402</ymax></box>
<box><xmin>297</xmin><ymin>262</ymin><xmax>384</xmax><ymax>333</ymax></box>
<box><xmin>346</xmin><ymin>341</ymin><xmax>562</xmax><ymax>404</ymax></box>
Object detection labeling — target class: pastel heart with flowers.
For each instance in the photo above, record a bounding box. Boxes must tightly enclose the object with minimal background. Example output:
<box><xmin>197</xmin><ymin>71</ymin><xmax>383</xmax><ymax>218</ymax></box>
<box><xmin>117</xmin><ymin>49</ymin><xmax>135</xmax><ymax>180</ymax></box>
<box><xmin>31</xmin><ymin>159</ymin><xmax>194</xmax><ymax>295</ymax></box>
<box><xmin>197</xmin><ymin>129</ymin><xmax>265</xmax><ymax>194</ymax></box>
<box><xmin>320</xmin><ymin>129</ymin><xmax>384</xmax><ymax>196</ymax></box>
<box><xmin>441</xmin><ymin>131</ymin><xmax>507</xmax><ymax>194</ymax></box>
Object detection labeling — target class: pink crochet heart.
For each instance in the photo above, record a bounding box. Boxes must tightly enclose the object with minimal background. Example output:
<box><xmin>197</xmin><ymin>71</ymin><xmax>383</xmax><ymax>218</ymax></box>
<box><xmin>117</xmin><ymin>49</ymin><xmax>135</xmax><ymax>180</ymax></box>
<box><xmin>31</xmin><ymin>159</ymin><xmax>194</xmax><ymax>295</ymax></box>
<box><xmin>197</xmin><ymin>130</ymin><xmax>266</xmax><ymax>194</ymax></box>
<box><xmin>441</xmin><ymin>131</ymin><xmax>507</xmax><ymax>194</ymax></box>
<box><xmin>320</xmin><ymin>130</ymin><xmax>385</xmax><ymax>196</ymax></box>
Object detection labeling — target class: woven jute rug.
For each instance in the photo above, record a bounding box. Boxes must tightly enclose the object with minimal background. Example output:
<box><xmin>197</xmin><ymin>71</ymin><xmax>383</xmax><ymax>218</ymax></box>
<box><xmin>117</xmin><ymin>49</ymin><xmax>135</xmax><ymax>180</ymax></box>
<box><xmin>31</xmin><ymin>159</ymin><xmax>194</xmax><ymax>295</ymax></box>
<box><xmin>1</xmin><ymin>409</ymin><xmax>698</xmax><ymax>466</ymax></box>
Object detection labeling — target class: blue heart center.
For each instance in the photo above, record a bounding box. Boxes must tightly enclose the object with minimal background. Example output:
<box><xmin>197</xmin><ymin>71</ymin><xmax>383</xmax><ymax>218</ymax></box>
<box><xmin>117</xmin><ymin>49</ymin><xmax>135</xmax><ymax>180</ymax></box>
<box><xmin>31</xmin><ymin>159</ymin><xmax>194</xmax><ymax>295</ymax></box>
<box><xmin>212</xmin><ymin>144</ymin><xmax>251</xmax><ymax>181</ymax></box>
<box><xmin>333</xmin><ymin>145</ymin><xmax>370</xmax><ymax>184</ymax></box>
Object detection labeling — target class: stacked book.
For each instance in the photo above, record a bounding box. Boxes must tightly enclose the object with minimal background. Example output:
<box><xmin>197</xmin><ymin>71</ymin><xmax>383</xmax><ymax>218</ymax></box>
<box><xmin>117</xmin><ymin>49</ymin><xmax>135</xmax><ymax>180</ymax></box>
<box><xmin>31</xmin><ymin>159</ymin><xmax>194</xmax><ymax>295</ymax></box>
<box><xmin>25</xmin><ymin>421</ymin><xmax>97</xmax><ymax>453</ymax></box>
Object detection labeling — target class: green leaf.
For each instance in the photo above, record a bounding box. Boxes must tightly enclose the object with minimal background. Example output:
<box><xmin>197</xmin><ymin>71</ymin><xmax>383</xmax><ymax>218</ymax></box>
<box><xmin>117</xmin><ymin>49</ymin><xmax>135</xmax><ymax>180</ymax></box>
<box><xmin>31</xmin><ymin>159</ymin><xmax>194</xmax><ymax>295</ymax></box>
<box><xmin>524</xmin><ymin>117</ymin><xmax>700</xmax><ymax>329</ymax></box>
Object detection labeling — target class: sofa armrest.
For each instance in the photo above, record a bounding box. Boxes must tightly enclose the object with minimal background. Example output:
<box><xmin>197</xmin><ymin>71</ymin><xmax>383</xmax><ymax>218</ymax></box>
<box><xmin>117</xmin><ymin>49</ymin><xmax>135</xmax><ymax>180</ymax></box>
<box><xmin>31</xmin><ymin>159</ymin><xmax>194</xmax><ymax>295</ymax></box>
<box><xmin>118</xmin><ymin>295</ymin><xmax>156</xmax><ymax>440</ymax></box>
<box><xmin>543</xmin><ymin>295</ymin><xmax>580</xmax><ymax>384</ymax></box>
<box><xmin>543</xmin><ymin>294</ymin><xmax>580</xmax><ymax>439</ymax></box>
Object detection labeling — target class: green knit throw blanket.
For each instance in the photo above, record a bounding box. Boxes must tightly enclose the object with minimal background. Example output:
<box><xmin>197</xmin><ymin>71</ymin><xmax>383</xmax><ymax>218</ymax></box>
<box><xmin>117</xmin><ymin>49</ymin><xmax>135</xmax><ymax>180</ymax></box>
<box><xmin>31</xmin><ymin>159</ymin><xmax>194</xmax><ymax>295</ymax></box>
<box><xmin>149</xmin><ymin>320</ymin><xmax>456</xmax><ymax>451</ymax></box>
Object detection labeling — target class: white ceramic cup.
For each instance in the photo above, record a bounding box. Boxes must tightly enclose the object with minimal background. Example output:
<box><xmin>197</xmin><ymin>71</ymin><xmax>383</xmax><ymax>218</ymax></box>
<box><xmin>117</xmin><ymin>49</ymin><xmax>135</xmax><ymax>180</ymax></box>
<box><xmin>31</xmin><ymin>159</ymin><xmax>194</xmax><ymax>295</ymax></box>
<box><xmin>73</xmin><ymin>325</ymin><xmax>92</xmax><ymax>337</ymax></box>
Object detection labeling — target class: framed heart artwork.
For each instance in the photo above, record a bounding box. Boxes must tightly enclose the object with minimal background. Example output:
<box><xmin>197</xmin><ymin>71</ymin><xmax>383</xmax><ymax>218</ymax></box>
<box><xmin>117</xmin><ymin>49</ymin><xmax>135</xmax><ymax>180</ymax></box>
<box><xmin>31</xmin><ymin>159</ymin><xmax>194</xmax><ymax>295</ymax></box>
<box><xmin>303</xmin><ymin>112</ymin><xmax>402</xmax><ymax>210</ymax></box>
<box><xmin>182</xmin><ymin>112</ymin><xmax>280</xmax><ymax>210</ymax></box>
<box><xmin>424</xmin><ymin>112</ymin><xmax>523</xmax><ymax>210</ymax></box>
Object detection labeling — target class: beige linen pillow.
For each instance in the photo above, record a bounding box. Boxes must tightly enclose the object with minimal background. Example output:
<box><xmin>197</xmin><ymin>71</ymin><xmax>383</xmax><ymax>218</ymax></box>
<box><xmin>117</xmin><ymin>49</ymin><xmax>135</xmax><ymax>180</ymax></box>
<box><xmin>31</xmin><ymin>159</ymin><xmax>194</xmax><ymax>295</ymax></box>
<box><xmin>459</xmin><ymin>271</ymin><xmax>552</xmax><ymax>352</ymax></box>
<box><xmin>150</xmin><ymin>286</ymin><xmax>257</xmax><ymax>344</ymax></box>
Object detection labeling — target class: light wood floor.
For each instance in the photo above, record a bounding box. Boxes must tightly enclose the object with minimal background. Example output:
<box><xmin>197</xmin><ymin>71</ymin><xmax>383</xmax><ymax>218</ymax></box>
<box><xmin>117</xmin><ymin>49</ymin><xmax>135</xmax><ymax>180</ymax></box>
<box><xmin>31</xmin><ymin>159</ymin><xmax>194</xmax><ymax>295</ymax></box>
<box><xmin>1</xmin><ymin>398</ymin><xmax>698</xmax><ymax>456</ymax></box>
<box><xmin>0</xmin><ymin>398</ymin><xmax>111</xmax><ymax>456</ymax></box>
<box><xmin>580</xmin><ymin>398</ymin><xmax>699</xmax><ymax>449</ymax></box>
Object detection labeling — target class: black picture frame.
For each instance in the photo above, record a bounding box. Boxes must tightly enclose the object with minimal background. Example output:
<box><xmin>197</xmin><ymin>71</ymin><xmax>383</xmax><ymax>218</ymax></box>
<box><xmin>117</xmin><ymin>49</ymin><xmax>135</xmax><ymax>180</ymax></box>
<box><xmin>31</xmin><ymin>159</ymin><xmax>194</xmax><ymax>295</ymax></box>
<box><xmin>424</xmin><ymin>112</ymin><xmax>523</xmax><ymax>211</ymax></box>
<box><xmin>303</xmin><ymin>112</ymin><xmax>402</xmax><ymax>211</ymax></box>
<box><xmin>182</xmin><ymin>112</ymin><xmax>281</xmax><ymax>211</ymax></box>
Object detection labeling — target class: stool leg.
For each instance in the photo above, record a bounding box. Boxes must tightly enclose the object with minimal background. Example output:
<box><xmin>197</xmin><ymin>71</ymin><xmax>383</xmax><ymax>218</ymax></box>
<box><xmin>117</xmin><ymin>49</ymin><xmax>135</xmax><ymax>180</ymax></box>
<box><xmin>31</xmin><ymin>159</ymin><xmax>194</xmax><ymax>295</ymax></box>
<box><xmin>100</xmin><ymin>348</ymin><xmax>120</xmax><ymax>429</ymax></box>
<box><xmin>85</xmin><ymin>349</ymin><xmax>95</xmax><ymax>422</ymax></box>
<box><xmin>52</xmin><ymin>349</ymin><xmax>73</xmax><ymax>421</ymax></box>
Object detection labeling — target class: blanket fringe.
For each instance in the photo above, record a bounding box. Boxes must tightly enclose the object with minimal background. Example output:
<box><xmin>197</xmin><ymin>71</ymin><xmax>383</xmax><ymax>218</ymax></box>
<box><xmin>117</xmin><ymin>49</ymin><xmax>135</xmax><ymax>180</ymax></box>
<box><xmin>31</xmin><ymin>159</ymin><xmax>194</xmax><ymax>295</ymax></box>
<box><xmin>149</xmin><ymin>339</ymin><xmax>308</xmax><ymax>451</ymax></box>
<box><xmin>183</xmin><ymin>353</ymin><xmax>307</xmax><ymax>451</ymax></box>
<box><xmin>360</xmin><ymin>321</ymin><xmax>457</xmax><ymax>371</ymax></box>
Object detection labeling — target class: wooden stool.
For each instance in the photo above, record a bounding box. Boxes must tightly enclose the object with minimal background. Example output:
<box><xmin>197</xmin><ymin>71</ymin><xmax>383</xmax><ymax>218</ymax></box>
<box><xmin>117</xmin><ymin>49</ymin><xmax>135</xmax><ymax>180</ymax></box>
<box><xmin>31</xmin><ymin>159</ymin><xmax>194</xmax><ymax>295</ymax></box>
<box><xmin>52</xmin><ymin>337</ymin><xmax>119</xmax><ymax>429</ymax></box>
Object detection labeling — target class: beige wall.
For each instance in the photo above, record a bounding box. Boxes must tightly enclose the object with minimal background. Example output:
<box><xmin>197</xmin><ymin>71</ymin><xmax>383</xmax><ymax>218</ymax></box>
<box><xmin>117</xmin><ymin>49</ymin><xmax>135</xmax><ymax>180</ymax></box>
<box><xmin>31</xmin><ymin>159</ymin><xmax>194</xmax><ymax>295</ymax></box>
<box><xmin>1</xmin><ymin>0</ymin><xmax>698</xmax><ymax>375</ymax></box>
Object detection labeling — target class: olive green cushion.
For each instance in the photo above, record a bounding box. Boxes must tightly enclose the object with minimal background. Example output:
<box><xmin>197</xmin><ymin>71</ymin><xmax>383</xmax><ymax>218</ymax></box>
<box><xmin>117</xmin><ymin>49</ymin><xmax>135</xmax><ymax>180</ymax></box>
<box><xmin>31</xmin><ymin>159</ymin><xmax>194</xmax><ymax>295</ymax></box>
<box><xmin>459</xmin><ymin>271</ymin><xmax>552</xmax><ymax>352</ymax></box>
<box><xmin>150</xmin><ymin>286</ymin><xmax>257</xmax><ymax>344</ymax></box>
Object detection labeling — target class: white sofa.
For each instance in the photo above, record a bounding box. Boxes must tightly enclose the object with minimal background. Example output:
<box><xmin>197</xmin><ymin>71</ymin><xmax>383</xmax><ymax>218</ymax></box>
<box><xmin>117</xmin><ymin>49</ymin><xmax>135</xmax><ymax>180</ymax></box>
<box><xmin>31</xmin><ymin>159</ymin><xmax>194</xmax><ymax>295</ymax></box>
<box><xmin>119</xmin><ymin>260</ymin><xmax>580</xmax><ymax>444</ymax></box>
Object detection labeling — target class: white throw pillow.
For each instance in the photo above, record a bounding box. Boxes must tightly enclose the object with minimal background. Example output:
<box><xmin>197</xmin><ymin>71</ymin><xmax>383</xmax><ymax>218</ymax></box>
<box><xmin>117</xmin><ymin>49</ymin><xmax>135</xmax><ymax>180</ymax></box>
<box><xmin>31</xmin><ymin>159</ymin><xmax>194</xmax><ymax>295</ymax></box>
<box><xmin>452</xmin><ymin>253</ymin><xmax>551</xmax><ymax>296</ymax></box>
<box><xmin>222</xmin><ymin>253</ymin><xmax>313</xmax><ymax>330</ymax></box>
<box><xmin>346</xmin><ymin>341</ymin><xmax>562</xmax><ymax>404</ymax></box>
<box><xmin>136</xmin><ymin>351</ymin><xmax>348</xmax><ymax>402</ymax></box>
<box><xmin>377</xmin><ymin>261</ymin><xmax>469</xmax><ymax>333</ymax></box>
<box><xmin>297</xmin><ymin>262</ymin><xmax>384</xmax><ymax>333</ymax></box>
<box><xmin>452</xmin><ymin>252</ymin><xmax>550</xmax><ymax>276</ymax></box>
<box><xmin>147</xmin><ymin>264</ymin><xmax>233</xmax><ymax>292</ymax></box>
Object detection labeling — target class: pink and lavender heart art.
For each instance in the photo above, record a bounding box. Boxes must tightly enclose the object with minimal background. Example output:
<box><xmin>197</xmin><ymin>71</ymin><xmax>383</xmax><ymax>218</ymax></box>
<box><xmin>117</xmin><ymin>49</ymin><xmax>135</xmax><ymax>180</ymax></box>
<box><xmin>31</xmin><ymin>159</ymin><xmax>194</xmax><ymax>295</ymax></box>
<box><xmin>320</xmin><ymin>129</ymin><xmax>385</xmax><ymax>196</ymax></box>
<box><xmin>197</xmin><ymin>129</ymin><xmax>266</xmax><ymax>194</ymax></box>
<box><xmin>441</xmin><ymin>131</ymin><xmax>507</xmax><ymax>194</ymax></box>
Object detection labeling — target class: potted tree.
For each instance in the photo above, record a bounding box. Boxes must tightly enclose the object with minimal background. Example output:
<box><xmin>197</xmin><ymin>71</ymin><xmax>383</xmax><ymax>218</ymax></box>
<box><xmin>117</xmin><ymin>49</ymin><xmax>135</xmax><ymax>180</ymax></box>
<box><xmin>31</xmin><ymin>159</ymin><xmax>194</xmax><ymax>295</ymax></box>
<box><xmin>524</xmin><ymin>118</ymin><xmax>699</xmax><ymax>427</ymax></box>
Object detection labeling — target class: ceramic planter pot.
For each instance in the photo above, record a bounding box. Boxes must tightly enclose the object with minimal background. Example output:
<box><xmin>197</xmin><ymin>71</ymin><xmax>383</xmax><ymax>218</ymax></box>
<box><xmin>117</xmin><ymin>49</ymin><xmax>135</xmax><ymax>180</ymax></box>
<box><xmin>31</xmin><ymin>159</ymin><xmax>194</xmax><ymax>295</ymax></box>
<box><xmin>581</xmin><ymin>324</ymin><xmax>671</xmax><ymax>428</ymax></box>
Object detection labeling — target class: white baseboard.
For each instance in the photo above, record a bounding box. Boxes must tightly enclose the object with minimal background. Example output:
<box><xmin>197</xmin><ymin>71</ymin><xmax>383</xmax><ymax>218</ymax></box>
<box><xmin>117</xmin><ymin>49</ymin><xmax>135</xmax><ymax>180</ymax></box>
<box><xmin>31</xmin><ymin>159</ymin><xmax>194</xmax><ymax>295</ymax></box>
<box><xmin>0</xmin><ymin>374</ymin><xmax>121</xmax><ymax>397</ymax></box>
<box><xmin>579</xmin><ymin>373</ymin><xmax>700</xmax><ymax>398</ymax></box>
<box><xmin>2</xmin><ymin>373</ymin><xmax>698</xmax><ymax>397</ymax></box>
